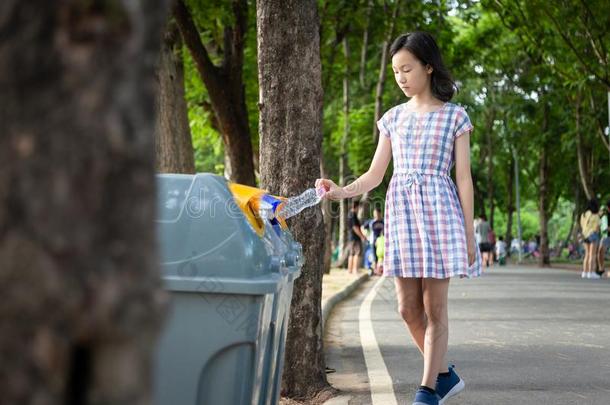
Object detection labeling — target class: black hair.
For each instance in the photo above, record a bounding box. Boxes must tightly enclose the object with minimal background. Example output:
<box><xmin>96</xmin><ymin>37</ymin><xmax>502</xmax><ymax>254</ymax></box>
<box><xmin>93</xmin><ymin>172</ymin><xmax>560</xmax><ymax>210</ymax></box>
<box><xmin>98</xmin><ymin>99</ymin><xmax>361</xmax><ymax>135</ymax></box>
<box><xmin>352</xmin><ymin>200</ymin><xmax>360</xmax><ymax>209</ymax></box>
<box><xmin>480</xmin><ymin>213</ymin><xmax>487</xmax><ymax>221</ymax></box>
<box><xmin>499</xmin><ymin>236</ymin><xmax>504</xmax><ymax>241</ymax></box>
<box><xmin>606</xmin><ymin>199</ymin><xmax>610</xmax><ymax>208</ymax></box>
<box><xmin>389</xmin><ymin>31</ymin><xmax>456</xmax><ymax>102</ymax></box>
<box><xmin>586</xmin><ymin>198</ymin><xmax>600</xmax><ymax>214</ymax></box>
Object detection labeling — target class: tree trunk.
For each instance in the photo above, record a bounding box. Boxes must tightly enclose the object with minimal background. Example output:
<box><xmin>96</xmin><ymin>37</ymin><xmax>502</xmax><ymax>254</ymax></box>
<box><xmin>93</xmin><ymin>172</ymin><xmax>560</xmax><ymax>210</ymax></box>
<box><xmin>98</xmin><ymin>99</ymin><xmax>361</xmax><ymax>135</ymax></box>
<box><xmin>575</xmin><ymin>91</ymin><xmax>594</xmax><ymax>199</ymax></box>
<box><xmin>155</xmin><ymin>20</ymin><xmax>195</xmax><ymax>173</ymax></box>
<box><xmin>321</xmin><ymin>157</ymin><xmax>333</xmax><ymax>275</ymax></box>
<box><xmin>257</xmin><ymin>0</ymin><xmax>329</xmax><ymax>398</ymax></box>
<box><xmin>472</xmin><ymin>174</ymin><xmax>487</xmax><ymax>217</ymax></box>
<box><xmin>372</xmin><ymin>0</ymin><xmax>401</xmax><ymax>144</ymax></box>
<box><xmin>0</xmin><ymin>1</ymin><xmax>169</xmax><ymax>404</ymax></box>
<box><xmin>505</xmin><ymin>156</ymin><xmax>515</xmax><ymax>255</ymax></box>
<box><xmin>538</xmin><ymin>146</ymin><xmax>551</xmax><ymax>266</ymax></box>
<box><xmin>588</xmin><ymin>89</ymin><xmax>610</xmax><ymax>152</ymax></box>
<box><xmin>483</xmin><ymin>106</ymin><xmax>495</xmax><ymax>226</ymax></box>
<box><xmin>487</xmin><ymin>130</ymin><xmax>495</xmax><ymax>228</ymax></box>
<box><xmin>338</xmin><ymin>37</ymin><xmax>351</xmax><ymax>258</ymax></box>
<box><xmin>565</xmin><ymin>183</ymin><xmax>582</xmax><ymax>246</ymax></box>
<box><xmin>359</xmin><ymin>0</ymin><xmax>374</xmax><ymax>90</ymax></box>
<box><xmin>538</xmin><ymin>102</ymin><xmax>552</xmax><ymax>267</ymax></box>
<box><xmin>174</xmin><ymin>0</ymin><xmax>256</xmax><ymax>185</ymax></box>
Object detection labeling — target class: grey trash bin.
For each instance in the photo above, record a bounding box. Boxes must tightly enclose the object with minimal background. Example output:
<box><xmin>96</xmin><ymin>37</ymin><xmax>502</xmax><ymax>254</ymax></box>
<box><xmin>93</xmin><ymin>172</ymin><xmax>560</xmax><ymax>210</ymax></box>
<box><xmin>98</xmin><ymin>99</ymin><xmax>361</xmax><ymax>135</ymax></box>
<box><xmin>153</xmin><ymin>173</ymin><xmax>303</xmax><ymax>405</ymax></box>
<box><xmin>258</xmin><ymin>223</ymin><xmax>303</xmax><ymax>405</ymax></box>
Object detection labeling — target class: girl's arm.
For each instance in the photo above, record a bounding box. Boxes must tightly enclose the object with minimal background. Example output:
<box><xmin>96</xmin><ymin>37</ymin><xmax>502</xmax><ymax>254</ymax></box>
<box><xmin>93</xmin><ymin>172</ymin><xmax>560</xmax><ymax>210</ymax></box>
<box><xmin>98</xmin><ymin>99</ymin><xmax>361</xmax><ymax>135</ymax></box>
<box><xmin>454</xmin><ymin>131</ymin><xmax>476</xmax><ymax>260</ymax></box>
<box><xmin>318</xmin><ymin>135</ymin><xmax>392</xmax><ymax>200</ymax></box>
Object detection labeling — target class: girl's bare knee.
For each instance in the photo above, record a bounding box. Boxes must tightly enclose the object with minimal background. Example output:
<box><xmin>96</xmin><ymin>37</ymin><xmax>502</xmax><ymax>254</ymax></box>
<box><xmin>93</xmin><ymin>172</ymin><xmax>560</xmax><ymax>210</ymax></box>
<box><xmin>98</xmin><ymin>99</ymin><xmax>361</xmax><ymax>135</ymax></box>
<box><xmin>398</xmin><ymin>302</ymin><xmax>425</xmax><ymax>326</ymax></box>
<box><xmin>423</xmin><ymin>302</ymin><xmax>446</xmax><ymax>324</ymax></box>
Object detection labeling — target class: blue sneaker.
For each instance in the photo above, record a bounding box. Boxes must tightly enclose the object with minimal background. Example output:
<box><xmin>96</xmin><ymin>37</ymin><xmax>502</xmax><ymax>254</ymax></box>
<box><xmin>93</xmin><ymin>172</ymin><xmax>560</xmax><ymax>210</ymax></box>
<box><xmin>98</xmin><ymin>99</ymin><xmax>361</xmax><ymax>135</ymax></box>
<box><xmin>435</xmin><ymin>364</ymin><xmax>465</xmax><ymax>404</ymax></box>
<box><xmin>412</xmin><ymin>387</ymin><xmax>440</xmax><ymax>405</ymax></box>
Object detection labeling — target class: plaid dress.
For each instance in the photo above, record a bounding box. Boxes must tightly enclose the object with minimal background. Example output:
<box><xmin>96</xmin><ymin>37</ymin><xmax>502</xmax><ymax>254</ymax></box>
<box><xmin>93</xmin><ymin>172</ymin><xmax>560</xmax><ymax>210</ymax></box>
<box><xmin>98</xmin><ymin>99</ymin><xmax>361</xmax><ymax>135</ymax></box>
<box><xmin>377</xmin><ymin>102</ymin><xmax>482</xmax><ymax>279</ymax></box>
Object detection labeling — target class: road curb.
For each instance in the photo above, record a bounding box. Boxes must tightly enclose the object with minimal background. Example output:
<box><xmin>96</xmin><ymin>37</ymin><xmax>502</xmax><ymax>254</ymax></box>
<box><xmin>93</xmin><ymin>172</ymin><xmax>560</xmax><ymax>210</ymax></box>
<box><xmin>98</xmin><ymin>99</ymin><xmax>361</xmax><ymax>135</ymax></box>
<box><xmin>320</xmin><ymin>272</ymin><xmax>370</xmax><ymax>405</ymax></box>
<box><xmin>322</xmin><ymin>272</ymin><xmax>370</xmax><ymax>330</ymax></box>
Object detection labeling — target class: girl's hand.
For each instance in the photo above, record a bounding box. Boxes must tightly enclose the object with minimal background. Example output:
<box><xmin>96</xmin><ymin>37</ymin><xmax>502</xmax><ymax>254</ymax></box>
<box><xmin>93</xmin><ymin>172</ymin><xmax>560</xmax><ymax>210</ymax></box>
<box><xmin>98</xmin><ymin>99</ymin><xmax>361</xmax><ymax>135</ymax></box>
<box><xmin>315</xmin><ymin>178</ymin><xmax>346</xmax><ymax>200</ymax></box>
<box><xmin>467</xmin><ymin>234</ymin><xmax>476</xmax><ymax>266</ymax></box>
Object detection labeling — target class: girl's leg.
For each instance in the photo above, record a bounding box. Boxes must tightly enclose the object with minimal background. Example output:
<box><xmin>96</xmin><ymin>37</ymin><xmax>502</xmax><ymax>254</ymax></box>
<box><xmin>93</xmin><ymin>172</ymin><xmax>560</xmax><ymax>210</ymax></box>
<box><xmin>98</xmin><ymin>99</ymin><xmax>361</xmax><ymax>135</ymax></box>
<box><xmin>421</xmin><ymin>277</ymin><xmax>451</xmax><ymax>389</ymax></box>
<box><xmin>582</xmin><ymin>244</ymin><xmax>588</xmax><ymax>274</ymax></box>
<box><xmin>597</xmin><ymin>243</ymin><xmax>605</xmax><ymax>274</ymax></box>
<box><xmin>586</xmin><ymin>244</ymin><xmax>593</xmax><ymax>273</ymax></box>
<box><xmin>395</xmin><ymin>277</ymin><xmax>427</xmax><ymax>355</ymax></box>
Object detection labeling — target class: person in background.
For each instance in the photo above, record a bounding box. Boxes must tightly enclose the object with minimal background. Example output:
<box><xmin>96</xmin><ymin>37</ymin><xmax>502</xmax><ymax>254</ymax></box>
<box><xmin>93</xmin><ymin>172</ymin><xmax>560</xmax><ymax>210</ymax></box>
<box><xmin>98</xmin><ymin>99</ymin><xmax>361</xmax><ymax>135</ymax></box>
<box><xmin>510</xmin><ymin>237</ymin><xmax>521</xmax><ymax>256</ymax></box>
<box><xmin>580</xmin><ymin>198</ymin><xmax>601</xmax><ymax>279</ymax></box>
<box><xmin>473</xmin><ymin>217</ymin><xmax>481</xmax><ymax>246</ymax></box>
<box><xmin>495</xmin><ymin>235</ymin><xmax>507</xmax><ymax>266</ymax></box>
<box><xmin>598</xmin><ymin>199</ymin><xmax>610</xmax><ymax>277</ymax></box>
<box><xmin>488</xmin><ymin>227</ymin><xmax>497</xmax><ymax>264</ymax></box>
<box><xmin>369</xmin><ymin>206</ymin><xmax>385</xmax><ymax>270</ymax></box>
<box><xmin>375</xmin><ymin>229</ymin><xmax>385</xmax><ymax>275</ymax></box>
<box><xmin>347</xmin><ymin>200</ymin><xmax>366</xmax><ymax>275</ymax></box>
<box><xmin>475</xmin><ymin>214</ymin><xmax>492</xmax><ymax>268</ymax></box>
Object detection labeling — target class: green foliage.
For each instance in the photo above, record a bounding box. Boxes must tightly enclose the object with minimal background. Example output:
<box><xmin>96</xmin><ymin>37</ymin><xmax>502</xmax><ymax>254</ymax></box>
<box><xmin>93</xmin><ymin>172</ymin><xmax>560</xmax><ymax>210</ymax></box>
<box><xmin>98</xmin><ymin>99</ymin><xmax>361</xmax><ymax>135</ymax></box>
<box><xmin>182</xmin><ymin>0</ymin><xmax>259</xmax><ymax>173</ymax></box>
<box><xmin>181</xmin><ymin>0</ymin><xmax>609</xmax><ymax>247</ymax></box>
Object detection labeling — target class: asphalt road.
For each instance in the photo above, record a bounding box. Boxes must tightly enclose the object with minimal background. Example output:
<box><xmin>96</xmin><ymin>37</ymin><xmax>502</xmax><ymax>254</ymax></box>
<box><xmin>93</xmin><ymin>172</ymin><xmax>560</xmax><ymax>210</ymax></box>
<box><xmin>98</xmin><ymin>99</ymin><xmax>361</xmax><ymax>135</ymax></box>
<box><xmin>323</xmin><ymin>265</ymin><xmax>610</xmax><ymax>405</ymax></box>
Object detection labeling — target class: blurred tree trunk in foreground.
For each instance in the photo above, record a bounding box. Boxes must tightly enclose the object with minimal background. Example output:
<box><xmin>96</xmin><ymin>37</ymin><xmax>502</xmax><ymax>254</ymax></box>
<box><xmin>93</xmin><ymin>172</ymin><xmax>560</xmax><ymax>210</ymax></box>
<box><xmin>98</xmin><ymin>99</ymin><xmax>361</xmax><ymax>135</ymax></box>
<box><xmin>0</xmin><ymin>1</ymin><xmax>169</xmax><ymax>404</ymax></box>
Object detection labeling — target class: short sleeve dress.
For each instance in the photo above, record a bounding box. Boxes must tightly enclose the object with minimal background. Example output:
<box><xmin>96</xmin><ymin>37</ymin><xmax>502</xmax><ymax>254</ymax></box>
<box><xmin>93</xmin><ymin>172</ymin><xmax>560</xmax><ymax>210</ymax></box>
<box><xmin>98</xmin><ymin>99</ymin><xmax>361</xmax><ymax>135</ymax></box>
<box><xmin>378</xmin><ymin>102</ymin><xmax>482</xmax><ymax>279</ymax></box>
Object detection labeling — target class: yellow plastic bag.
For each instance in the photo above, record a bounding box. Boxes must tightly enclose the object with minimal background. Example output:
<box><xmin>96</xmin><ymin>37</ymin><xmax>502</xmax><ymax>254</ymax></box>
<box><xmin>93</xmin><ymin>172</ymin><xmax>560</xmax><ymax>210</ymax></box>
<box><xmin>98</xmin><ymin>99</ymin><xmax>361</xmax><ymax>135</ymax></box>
<box><xmin>228</xmin><ymin>183</ymin><xmax>288</xmax><ymax>236</ymax></box>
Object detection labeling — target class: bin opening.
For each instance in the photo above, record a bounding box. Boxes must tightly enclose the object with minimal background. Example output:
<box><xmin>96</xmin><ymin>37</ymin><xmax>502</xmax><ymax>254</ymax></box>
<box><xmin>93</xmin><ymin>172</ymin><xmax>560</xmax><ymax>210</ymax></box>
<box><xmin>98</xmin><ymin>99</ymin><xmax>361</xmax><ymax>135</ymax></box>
<box><xmin>228</xmin><ymin>183</ymin><xmax>288</xmax><ymax>236</ymax></box>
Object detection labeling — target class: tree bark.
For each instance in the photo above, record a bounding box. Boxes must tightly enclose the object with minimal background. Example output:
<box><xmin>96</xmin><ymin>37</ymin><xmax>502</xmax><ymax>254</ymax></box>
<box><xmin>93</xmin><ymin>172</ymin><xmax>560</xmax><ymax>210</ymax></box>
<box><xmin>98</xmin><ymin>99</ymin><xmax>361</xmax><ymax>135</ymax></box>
<box><xmin>154</xmin><ymin>19</ymin><xmax>195</xmax><ymax>173</ymax></box>
<box><xmin>372</xmin><ymin>0</ymin><xmax>401</xmax><ymax>144</ymax></box>
<box><xmin>505</xmin><ymin>156</ymin><xmax>515</xmax><ymax>255</ymax></box>
<box><xmin>257</xmin><ymin>0</ymin><xmax>328</xmax><ymax>398</ymax></box>
<box><xmin>321</xmin><ymin>157</ymin><xmax>333</xmax><ymax>275</ymax></box>
<box><xmin>338</xmin><ymin>36</ymin><xmax>351</xmax><ymax>257</ymax></box>
<box><xmin>538</xmin><ymin>101</ymin><xmax>552</xmax><ymax>267</ymax></box>
<box><xmin>575</xmin><ymin>91</ymin><xmax>594</xmax><ymax>199</ymax></box>
<box><xmin>485</xmin><ymin>108</ymin><xmax>496</xmax><ymax>228</ymax></box>
<box><xmin>472</xmin><ymin>173</ymin><xmax>487</xmax><ymax>217</ymax></box>
<box><xmin>0</xmin><ymin>1</ymin><xmax>169</xmax><ymax>404</ymax></box>
<box><xmin>174</xmin><ymin>0</ymin><xmax>256</xmax><ymax>185</ymax></box>
<box><xmin>359</xmin><ymin>0</ymin><xmax>374</xmax><ymax>89</ymax></box>
<box><xmin>565</xmin><ymin>182</ymin><xmax>582</xmax><ymax>246</ymax></box>
<box><xmin>588</xmin><ymin>89</ymin><xmax>610</xmax><ymax>152</ymax></box>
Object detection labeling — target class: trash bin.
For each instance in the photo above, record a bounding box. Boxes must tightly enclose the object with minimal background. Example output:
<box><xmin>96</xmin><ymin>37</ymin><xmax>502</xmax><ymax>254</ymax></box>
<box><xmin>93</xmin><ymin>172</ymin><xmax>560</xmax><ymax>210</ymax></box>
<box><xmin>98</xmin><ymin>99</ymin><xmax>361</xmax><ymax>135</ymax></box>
<box><xmin>258</xmin><ymin>223</ymin><xmax>303</xmax><ymax>405</ymax></box>
<box><xmin>153</xmin><ymin>173</ymin><xmax>303</xmax><ymax>405</ymax></box>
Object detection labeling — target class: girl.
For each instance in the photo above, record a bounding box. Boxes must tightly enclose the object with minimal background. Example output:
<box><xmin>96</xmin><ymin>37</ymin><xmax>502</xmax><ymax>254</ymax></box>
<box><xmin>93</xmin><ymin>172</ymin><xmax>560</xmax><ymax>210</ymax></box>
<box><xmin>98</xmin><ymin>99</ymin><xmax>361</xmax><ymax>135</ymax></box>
<box><xmin>580</xmin><ymin>198</ymin><xmax>601</xmax><ymax>279</ymax></box>
<box><xmin>316</xmin><ymin>31</ymin><xmax>481</xmax><ymax>405</ymax></box>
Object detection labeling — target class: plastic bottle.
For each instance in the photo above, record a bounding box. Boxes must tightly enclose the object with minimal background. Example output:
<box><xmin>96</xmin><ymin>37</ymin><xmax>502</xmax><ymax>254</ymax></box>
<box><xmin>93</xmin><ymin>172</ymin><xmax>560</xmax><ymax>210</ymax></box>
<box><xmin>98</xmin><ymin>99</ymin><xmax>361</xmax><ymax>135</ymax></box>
<box><xmin>277</xmin><ymin>187</ymin><xmax>326</xmax><ymax>219</ymax></box>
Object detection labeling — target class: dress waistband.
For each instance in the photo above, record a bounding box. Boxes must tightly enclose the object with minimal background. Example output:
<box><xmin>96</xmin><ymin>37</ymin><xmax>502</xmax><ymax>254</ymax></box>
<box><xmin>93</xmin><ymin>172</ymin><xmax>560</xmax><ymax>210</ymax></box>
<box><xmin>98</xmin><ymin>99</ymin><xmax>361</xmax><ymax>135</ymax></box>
<box><xmin>393</xmin><ymin>168</ymin><xmax>449</xmax><ymax>176</ymax></box>
<box><xmin>393</xmin><ymin>169</ymin><xmax>450</xmax><ymax>187</ymax></box>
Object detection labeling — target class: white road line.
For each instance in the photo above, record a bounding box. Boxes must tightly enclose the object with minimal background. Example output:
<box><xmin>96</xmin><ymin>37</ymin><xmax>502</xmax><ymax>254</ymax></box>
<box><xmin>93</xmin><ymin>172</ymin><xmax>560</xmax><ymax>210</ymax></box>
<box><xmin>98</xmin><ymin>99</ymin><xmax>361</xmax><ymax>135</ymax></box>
<box><xmin>359</xmin><ymin>276</ymin><xmax>398</xmax><ymax>405</ymax></box>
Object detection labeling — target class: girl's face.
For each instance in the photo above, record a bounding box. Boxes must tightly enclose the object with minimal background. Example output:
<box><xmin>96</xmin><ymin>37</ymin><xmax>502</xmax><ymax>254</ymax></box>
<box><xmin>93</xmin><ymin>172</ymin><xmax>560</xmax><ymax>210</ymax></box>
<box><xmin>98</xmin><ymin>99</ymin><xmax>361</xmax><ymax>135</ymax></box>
<box><xmin>391</xmin><ymin>49</ymin><xmax>432</xmax><ymax>98</ymax></box>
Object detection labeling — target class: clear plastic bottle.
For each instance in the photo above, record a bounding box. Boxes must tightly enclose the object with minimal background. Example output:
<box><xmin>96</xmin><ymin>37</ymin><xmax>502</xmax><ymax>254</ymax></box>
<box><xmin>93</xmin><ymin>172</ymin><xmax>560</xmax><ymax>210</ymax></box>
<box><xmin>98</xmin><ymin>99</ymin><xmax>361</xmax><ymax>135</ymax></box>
<box><xmin>277</xmin><ymin>187</ymin><xmax>326</xmax><ymax>219</ymax></box>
